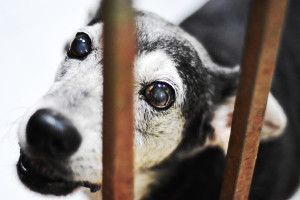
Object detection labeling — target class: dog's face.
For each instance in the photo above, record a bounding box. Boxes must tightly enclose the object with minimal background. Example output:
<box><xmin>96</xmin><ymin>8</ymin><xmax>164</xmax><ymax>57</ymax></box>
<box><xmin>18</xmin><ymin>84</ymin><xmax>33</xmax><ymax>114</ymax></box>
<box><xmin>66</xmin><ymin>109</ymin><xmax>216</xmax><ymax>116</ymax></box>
<box><xmin>16</xmin><ymin>11</ymin><xmax>286</xmax><ymax>198</ymax></box>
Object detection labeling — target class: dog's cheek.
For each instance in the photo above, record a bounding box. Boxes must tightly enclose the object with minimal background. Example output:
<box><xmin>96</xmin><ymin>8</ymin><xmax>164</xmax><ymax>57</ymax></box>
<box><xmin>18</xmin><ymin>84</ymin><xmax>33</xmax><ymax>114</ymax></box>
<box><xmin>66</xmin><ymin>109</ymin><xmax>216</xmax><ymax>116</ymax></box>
<box><xmin>134</xmin><ymin>108</ymin><xmax>185</xmax><ymax>171</ymax></box>
<box><xmin>67</xmin><ymin>119</ymin><xmax>103</xmax><ymax>183</ymax></box>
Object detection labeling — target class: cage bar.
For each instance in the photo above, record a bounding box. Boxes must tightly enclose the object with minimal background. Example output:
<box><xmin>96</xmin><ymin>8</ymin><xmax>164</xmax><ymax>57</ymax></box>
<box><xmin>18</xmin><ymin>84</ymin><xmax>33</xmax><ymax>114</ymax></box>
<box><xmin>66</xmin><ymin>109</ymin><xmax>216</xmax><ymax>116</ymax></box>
<box><xmin>219</xmin><ymin>0</ymin><xmax>289</xmax><ymax>199</ymax></box>
<box><xmin>102</xmin><ymin>0</ymin><xmax>136</xmax><ymax>200</ymax></box>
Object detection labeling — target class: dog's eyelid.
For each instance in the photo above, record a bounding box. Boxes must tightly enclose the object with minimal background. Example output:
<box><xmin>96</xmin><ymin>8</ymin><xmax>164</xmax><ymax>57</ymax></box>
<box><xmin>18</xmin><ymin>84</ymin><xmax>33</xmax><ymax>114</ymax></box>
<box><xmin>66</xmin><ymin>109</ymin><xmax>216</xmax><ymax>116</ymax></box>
<box><xmin>75</xmin><ymin>31</ymin><xmax>89</xmax><ymax>36</ymax></box>
<box><xmin>139</xmin><ymin>80</ymin><xmax>177</xmax><ymax>94</ymax></box>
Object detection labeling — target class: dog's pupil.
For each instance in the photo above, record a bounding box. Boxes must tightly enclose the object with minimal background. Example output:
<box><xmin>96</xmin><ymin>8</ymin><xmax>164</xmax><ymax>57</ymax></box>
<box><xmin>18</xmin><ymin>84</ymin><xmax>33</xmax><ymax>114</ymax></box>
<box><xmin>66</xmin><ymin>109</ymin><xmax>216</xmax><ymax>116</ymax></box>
<box><xmin>145</xmin><ymin>82</ymin><xmax>175</xmax><ymax>109</ymax></box>
<box><xmin>69</xmin><ymin>33</ymin><xmax>91</xmax><ymax>59</ymax></box>
<box><xmin>152</xmin><ymin>84</ymin><xmax>169</xmax><ymax>105</ymax></box>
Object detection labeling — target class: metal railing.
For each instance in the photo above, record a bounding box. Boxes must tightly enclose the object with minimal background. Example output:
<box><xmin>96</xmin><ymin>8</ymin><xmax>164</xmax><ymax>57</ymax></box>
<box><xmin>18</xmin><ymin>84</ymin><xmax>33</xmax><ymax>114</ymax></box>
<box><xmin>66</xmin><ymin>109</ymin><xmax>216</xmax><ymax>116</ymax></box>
<box><xmin>102</xmin><ymin>0</ymin><xmax>135</xmax><ymax>200</ymax></box>
<box><xmin>219</xmin><ymin>0</ymin><xmax>288</xmax><ymax>199</ymax></box>
<box><xmin>100</xmin><ymin>0</ymin><xmax>288</xmax><ymax>199</ymax></box>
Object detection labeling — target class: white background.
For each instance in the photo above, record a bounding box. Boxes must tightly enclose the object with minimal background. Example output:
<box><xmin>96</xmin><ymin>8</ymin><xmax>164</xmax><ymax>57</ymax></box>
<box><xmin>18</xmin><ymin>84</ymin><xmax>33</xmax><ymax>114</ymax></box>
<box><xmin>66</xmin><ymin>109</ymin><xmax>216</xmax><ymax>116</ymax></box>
<box><xmin>1</xmin><ymin>0</ymin><xmax>299</xmax><ymax>199</ymax></box>
<box><xmin>0</xmin><ymin>0</ymin><xmax>207</xmax><ymax>199</ymax></box>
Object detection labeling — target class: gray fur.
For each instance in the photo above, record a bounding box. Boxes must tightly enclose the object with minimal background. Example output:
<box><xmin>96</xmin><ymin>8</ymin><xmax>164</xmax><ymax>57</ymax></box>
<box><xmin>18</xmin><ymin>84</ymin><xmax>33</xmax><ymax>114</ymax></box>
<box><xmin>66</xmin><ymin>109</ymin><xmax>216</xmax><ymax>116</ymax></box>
<box><xmin>17</xmin><ymin>11</ymin><xmax>286</xmax><ymax>199</ymax></box>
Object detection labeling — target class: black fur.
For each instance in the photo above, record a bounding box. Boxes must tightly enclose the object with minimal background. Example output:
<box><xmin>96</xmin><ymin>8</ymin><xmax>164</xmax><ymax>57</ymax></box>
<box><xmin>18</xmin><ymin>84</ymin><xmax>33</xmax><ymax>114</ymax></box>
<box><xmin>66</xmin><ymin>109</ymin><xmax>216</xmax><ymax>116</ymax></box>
<box><xmin>143</xmin><ymin>147</ymin><xmax>225</xmax><ymax>200</ymax></box>
<box><xmin>181</xmin><ymin>0</ymin><xmax>250</xmax><ymax>67</ymax></box>
<box><xmin>20</xmin><ymin>0</ymin><xmax>300</xmax><ymax>198</ymax></box>
<box><xmin>142</xmin><ymin>0</ymin><xmax>300</xmax><ymax>199</ymax></box>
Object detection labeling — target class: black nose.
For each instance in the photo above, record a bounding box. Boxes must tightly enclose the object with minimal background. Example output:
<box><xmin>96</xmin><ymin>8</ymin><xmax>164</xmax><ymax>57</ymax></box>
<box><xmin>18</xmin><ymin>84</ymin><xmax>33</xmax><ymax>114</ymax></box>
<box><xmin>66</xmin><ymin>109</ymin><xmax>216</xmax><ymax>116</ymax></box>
<box><xmin>26</xmin><ymin>109</ymin><xmax>81</xmax><ymax>159</ymax></box>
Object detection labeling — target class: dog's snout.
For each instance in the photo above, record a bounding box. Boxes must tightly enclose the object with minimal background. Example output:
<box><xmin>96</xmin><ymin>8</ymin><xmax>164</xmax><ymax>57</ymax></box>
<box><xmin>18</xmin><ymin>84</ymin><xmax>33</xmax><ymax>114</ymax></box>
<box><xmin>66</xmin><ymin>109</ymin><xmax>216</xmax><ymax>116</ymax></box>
<box><xmin>26</xmin><ymin>109</ymin><xmax>81</xmax><ymax>159</ymax></box>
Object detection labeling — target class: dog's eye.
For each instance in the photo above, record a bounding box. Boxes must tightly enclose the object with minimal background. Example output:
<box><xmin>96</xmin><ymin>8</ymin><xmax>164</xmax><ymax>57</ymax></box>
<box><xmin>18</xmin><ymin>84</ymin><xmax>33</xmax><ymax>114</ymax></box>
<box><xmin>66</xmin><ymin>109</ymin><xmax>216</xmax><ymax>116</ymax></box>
<box><xmin>145</xmin><ymin>82</ymin><xmax>175</xmax><ymax>109</ymax></box>
<box><xmin>68</xmin><ymin>33</ymin><xmax>92</xmax><ymax>59</ymax></box>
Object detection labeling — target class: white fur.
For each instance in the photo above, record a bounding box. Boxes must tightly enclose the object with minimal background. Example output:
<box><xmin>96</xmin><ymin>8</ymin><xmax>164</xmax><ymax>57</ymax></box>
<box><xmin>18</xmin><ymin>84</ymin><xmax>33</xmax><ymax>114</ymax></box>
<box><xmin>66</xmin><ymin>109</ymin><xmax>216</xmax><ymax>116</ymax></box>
<box><xmin>17</xmin><ymin>12</ymin><xmax>287</xmax><ymax>199</ymax></box>
<box><xmin>18</xmin><ymin>21</ymin><xmax>187</xmax><ymax>189</ymax></box>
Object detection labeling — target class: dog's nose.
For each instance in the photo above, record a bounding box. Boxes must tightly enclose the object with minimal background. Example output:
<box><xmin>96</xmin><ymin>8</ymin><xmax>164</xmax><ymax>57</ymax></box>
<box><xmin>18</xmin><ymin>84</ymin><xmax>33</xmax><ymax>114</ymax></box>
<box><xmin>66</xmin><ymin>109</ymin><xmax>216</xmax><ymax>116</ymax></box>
<box><xmin>26</xmin><ymin>109</ymin><xmax>81</xmax><ymax>159</ymax></box>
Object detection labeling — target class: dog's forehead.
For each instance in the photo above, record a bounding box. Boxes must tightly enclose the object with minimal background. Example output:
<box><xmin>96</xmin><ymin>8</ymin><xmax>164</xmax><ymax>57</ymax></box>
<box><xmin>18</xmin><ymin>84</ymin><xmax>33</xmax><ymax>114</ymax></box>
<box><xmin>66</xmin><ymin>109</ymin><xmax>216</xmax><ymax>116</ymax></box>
<box><xmin>75</xmin><ymin>11</ymin><xmax>211</xmax><ymax>118</ymax></box>
<box><xmin>79</xmin><ymin>11</ymin><xmax>200</xmax><ymax>59</ymax></box>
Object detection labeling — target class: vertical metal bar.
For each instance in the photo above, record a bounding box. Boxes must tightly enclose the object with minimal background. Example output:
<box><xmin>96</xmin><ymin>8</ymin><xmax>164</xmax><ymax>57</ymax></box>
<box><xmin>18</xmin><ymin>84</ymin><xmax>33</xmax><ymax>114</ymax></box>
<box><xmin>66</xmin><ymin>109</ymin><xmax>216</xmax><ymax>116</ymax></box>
<box><xmin>219</xmin><ymin>0</ymin><xmax>288</xmax><ymax>199</ymax></box>
<box><xmin>102</xmin><ymin>0</ymin><xmax>135</xmax><ymax>199</ymax></box>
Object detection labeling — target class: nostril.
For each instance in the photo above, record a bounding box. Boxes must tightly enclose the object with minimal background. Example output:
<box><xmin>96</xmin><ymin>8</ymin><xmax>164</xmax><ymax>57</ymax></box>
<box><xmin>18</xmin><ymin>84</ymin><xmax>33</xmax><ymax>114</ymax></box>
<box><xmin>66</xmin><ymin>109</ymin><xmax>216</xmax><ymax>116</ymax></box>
<box><xmin>26</xmin><ymin>109</ymin><xmax>82</xmax><ymax>159</ymax></box>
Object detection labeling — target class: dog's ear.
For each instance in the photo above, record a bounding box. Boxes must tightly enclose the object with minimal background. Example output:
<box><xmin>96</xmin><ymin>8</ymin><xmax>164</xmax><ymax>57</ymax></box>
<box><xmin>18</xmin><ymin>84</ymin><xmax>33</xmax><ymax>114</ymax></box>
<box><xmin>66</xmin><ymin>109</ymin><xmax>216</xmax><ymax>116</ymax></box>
<box><xmin>208</xmin><ymin>93</ymin><xmax>287</xmax><ymax>153</ymax></box>
<box><xmin>206</xmin><ymin>63</ymin><xmax>240</xmax><ymax>104</ymax></box>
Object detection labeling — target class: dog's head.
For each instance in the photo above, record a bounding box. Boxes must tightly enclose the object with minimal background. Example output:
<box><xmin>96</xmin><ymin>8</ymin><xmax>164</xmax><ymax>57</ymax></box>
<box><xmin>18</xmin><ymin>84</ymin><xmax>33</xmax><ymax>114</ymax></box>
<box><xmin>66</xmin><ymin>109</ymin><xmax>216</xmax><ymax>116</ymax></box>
<box><xmin>17</xmin><ymin>11</ymin><xmax>286</xmax><ymax>197</ymax></box>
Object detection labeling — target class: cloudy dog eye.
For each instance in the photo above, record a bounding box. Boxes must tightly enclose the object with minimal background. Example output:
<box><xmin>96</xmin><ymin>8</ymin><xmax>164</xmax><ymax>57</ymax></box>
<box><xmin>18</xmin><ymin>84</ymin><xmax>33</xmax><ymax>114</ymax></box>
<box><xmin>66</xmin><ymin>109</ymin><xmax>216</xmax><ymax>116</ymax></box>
<box><xmin>68</xmin><ymin>33</ymin><xmax>92</xmax><ymax>59</ymax></box>
<box><xmin>145</xmin><ymin>82</ymin><xmax>175</xmax><ymax>109</ymax></box>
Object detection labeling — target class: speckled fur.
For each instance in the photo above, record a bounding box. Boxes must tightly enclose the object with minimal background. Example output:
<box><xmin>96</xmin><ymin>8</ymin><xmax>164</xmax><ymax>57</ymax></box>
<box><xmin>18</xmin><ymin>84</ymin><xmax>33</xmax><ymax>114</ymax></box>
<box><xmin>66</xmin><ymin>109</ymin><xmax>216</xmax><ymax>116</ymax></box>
<box><xmin>17</xmin><ymin>9</ymin><xmax>287</xmax><ymax>199</ymax></box>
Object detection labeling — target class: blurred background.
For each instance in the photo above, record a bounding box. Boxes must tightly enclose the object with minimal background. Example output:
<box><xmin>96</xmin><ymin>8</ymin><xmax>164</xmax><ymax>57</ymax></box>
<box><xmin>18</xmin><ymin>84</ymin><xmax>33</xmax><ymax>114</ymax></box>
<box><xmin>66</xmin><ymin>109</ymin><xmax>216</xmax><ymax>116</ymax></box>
<box><xmin>0</xmin><ymin>0</ymin><xmax>207</xmax><ymax>199</ymax></box>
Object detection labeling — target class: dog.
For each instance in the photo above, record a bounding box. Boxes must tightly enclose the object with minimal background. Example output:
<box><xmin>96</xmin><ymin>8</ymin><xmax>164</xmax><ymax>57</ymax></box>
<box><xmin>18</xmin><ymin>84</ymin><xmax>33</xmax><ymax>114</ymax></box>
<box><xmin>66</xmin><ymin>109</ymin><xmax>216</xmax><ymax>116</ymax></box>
<box><xmin>16</xmin><ymin>0</ymin><xmax>300</xmax><ymax>199</ymax></box>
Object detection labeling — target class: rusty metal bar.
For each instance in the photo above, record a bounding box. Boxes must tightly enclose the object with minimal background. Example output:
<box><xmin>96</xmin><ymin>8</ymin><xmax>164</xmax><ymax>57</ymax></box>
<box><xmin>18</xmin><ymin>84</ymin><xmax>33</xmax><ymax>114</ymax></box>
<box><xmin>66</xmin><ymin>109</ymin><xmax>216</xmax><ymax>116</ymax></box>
<box><xmin>219</xmin><ymin>0</ymin><xmax>288</xmax><ymax>199</ymax></box>
<box><xmin>102</xmin><ymin>0</ymin><xmax>136</xmax><ymax>199</ymax></box>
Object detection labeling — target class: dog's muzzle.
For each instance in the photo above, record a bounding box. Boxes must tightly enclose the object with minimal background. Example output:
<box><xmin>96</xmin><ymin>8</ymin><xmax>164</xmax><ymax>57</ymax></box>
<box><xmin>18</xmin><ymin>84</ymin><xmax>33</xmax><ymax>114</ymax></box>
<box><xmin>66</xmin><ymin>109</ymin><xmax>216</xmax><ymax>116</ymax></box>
<box><xmin>17</xmin><ymin>109</ymin><xmax>101</xmax><ymax>195</ymax></box>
